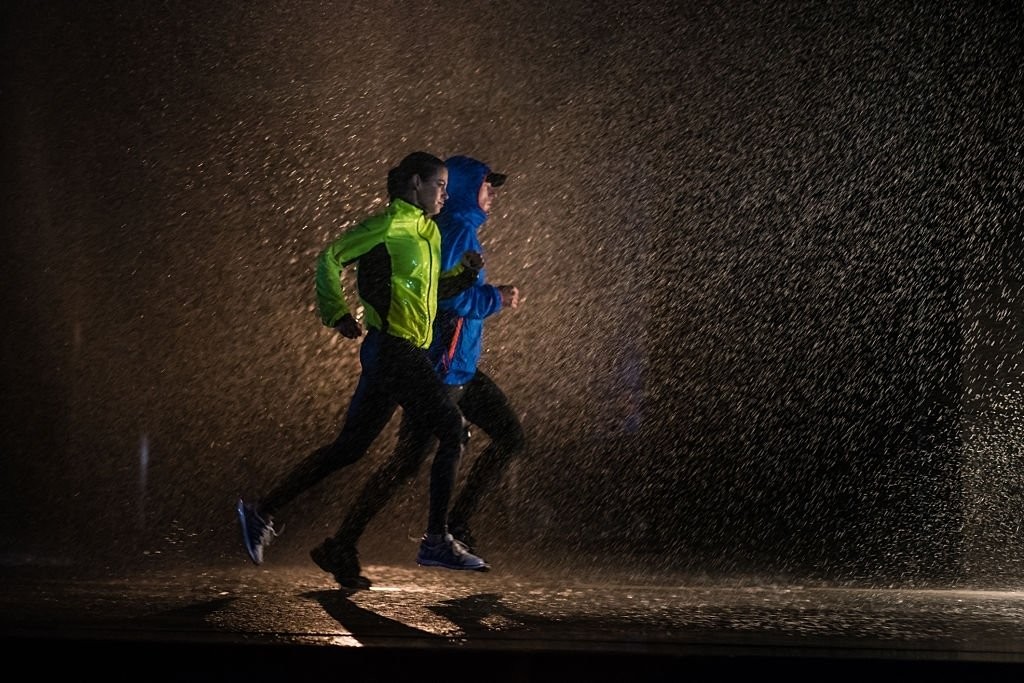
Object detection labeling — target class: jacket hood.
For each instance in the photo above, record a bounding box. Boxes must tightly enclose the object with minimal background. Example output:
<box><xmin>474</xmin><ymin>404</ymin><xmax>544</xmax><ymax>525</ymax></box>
<box><xmin>440</xmin><ymin>155</ymin><xmax>490</xmax><ymax>220</ymax></box>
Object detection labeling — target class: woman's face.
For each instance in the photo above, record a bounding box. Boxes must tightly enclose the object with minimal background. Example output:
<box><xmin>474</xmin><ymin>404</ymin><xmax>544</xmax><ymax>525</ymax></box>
<box><xmin>416</xmin><ymin>167</ymin><xmax>449</xmax><ymax>217</ymax></box>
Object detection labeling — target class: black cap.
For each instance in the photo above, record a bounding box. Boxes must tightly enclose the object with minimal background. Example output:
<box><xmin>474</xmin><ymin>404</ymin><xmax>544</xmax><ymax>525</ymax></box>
<box><xmin>485</xmin><ymin>171</ymin><xmax>507</xmax><ymax>187</ymax></box>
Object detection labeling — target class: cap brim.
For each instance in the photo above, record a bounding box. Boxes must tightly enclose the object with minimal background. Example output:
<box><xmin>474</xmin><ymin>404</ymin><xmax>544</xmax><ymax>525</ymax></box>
<box><xmin>486</xmin><ymin>172</ymin><xmax>507</xmax><ymax>187</ymax></box>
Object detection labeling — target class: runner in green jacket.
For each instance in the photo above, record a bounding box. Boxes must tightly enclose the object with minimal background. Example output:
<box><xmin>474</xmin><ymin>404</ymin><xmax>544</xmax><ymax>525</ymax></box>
<box><xmin>237</xmin><ymin>152</ymin><xmax>490</xmax><ymax>584</ymax></box>
<box><xmin>315</xmin><ymin>196</ymin><xmax>478</xmax><ymax>349</ymax></box>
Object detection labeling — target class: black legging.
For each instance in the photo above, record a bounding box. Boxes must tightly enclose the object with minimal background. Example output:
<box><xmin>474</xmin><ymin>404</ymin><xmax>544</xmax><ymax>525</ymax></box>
<box><xmin>331</xmin><ymin>369</ymin><xmax>525</xmax><ymax>545</ymax></box>
<box><xmin>259</xmin><ymin>329</ymin><xmax>466</xmax><ymax>535</ymax></box>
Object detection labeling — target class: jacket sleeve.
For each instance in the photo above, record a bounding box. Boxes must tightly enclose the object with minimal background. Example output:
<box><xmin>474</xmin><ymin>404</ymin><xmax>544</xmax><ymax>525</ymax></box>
<box><xmin>437</xmin><ymin>262</ymin><xmax>478</xmax><ymax>300</ymax></box>
<box><xmin>315</xmin><ymin>222</ymin><xmax>381</xmax><ymax>327</ymax></box>
<box><xmin>442</xmin><ymin>278</ymin><xmax>503</xmax><ymax>320</ymax></box>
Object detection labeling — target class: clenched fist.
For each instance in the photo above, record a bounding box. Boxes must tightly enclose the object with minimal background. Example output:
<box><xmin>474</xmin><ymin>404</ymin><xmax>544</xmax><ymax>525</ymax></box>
<box><xmin>333</xmin><ymin>313</ymin><xmax>362</xmax><ymax>339</ymax></box>
<box><xmin>497</xmin><ymin>285</ymin><xmax>520</xmax><ymax>309</ymax></box>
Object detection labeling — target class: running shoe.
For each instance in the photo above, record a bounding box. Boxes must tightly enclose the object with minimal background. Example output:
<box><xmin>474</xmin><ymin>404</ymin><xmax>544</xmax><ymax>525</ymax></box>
<box><xmin>236</xmin><ymin>498</ymin><xmax>277</xmax><ymax>565</ymax></box>
<box><xmin>448</xmin><ymin>522</ymin><xmax>477</xmax><ymax>554</ymax></box>
<box><xmin>310</xmin><ymin>538</ymin><xmax>372</xmax><ymax>590</ymax></box>
<box><xmin>416</xmin><ymin>533</ymin><xmax>489</xmax><ymax>571</ymax></box>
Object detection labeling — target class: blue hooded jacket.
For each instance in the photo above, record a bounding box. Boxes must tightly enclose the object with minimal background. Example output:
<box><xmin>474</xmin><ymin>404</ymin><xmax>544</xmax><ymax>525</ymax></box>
<box><xmin>427</xmin><ymin>155</ymin><xmax>505</xmax><ymax>385</ymax></box>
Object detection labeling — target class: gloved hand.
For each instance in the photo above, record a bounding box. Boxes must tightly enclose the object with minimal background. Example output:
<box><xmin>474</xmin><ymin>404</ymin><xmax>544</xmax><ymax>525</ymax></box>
<box><xmin>460</xmin><ymin>250</ymin><xmax>484</xmax><ymax>271</ymax></box>
<box><xmin>333</xmin><ymin>313</ymin><xmax>362</xmax><ymax>339</ymax></box>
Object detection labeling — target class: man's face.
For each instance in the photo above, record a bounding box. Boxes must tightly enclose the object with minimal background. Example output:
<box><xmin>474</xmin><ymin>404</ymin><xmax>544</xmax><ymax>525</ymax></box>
<box><xmin>477</xmin><ymin>180</ymin><xmax>497</xmax><ymax>214</ymax></box>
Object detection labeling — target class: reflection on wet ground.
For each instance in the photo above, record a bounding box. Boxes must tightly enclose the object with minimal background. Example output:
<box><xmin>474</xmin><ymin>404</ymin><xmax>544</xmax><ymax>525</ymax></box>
<box><xmin>3</xmin><ymin>562</ymin><xmax>1024</xmax><ymax>680</ymax></box>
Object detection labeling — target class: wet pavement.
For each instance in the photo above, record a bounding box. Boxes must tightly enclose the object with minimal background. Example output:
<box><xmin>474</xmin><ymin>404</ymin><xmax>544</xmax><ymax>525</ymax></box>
<box><xmin>3</xmin><ymin>561</ymin><xmax>1024</xmax><ymax>681</ymax></box>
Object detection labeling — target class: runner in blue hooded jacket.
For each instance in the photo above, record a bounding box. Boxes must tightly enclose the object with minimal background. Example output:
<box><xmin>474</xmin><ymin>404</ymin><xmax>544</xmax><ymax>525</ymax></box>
<box><xmin>319</xmin><ymin>154</ymin><xmax>525</xmax><ymax>588</ymax></box>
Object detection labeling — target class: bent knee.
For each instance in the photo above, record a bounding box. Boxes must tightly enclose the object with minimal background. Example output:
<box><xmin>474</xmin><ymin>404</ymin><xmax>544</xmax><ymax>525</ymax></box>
<box><xmin>433</xmin><ymin>412</ymin><xmax>467</xmax><ymax>448</ymax></box>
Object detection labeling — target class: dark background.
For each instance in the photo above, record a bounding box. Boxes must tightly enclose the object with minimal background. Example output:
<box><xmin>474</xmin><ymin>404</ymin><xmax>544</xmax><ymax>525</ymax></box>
<box><xmin>1</xmin><ymin>1</ymin><xmax>1021</xmax><ymax>586</ymax></box>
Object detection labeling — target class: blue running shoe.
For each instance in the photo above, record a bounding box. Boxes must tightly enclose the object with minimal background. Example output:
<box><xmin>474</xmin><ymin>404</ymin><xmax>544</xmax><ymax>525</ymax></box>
<box><xmin>448</xmin><ymin>522</ymin><xmax>477</xmax><ymax>554</ymax></box>
<box><xmin>416</xmin><ymin>533</ymin><xmax>489</xmax><ymax>571</ymax></box>
<box><xmin>236</xmin><ymin>498</ymin><xmax>277</xmax><ymax>565</ymax></box>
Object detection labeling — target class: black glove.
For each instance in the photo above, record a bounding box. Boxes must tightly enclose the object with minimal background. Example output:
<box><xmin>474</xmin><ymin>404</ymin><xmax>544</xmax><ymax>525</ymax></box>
<box><xmin>333</xmin><ymin>313</ymin><xmax>362</xmax><ymax>339</ymax></box>
<box><xmin>460</xmin><ymin>250</ymin><xmax>484</xmax><ymax>271</ymax></box>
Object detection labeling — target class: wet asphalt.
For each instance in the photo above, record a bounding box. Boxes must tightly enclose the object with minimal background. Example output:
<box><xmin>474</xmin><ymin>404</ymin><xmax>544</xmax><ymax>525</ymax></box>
<box><xmin>3</xmin><ymin>561</ymin><xmax>1024</xmax><ymax>682</ymax></box>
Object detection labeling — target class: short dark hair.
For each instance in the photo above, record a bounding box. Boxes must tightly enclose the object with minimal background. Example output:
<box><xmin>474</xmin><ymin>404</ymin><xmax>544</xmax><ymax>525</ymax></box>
<box><xmin>387</xmin><ymin>152</ymin><xmax>445</xmax><ymax>199</ymax></box>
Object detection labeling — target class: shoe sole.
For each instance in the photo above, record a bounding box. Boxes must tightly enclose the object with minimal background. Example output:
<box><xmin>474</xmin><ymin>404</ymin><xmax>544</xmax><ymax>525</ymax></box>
<box><xmin>336</xmin><ymin>576</ymin><xmax>373</xmax><ymax>590</ymax></box>
<box><xmin>236</xmin><ymin>498</ymin><xmax>262</xmax><ymax>565</ymax></box>
<box><xmin>416</xmin><ymin>558</ymin><xmax>491</xmax><ymax>572</ymax></box>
